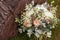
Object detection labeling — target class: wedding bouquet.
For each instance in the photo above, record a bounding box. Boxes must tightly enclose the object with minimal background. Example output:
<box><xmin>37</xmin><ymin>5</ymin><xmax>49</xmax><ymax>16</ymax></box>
<box><xmin>15</xmin><ymin>0</ymin><xmax>58</xmax><ymax>39</ymax></box>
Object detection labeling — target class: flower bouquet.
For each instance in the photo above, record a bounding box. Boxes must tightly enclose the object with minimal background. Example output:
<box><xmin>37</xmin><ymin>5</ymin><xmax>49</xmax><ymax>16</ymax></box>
<box><xmin>15</xmin><ymin>0</ymin><xmax>58</xmax><ymax>40</ymax></box>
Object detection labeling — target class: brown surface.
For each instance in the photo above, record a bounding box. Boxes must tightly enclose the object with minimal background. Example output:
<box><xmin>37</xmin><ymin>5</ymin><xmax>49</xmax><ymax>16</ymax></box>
<box><xmin>0</xmin><ymin>0</ymin><xmax>31</xmax><ymax>40</ymax></box>
<box><xmin>0</xmin><ymin>0</ymin><xmax>19</xmax><ymax>40</ymax></box>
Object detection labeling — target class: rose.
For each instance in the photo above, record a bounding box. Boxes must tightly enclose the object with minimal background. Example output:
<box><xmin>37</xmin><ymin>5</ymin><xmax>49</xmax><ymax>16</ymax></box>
<box><xmin>45</xmin><ymin>17</ymin><xmax>52</xmax><ymax>24</ymax></box>
<box><xmin>33</xmin><ymin>19</ymin><xmax>40</xmax><ymax>27</ymax></box>
<box><xmin>24</xmin><ymin>20</ymin><xmax>31</xmax><ymax>27</ymax></box>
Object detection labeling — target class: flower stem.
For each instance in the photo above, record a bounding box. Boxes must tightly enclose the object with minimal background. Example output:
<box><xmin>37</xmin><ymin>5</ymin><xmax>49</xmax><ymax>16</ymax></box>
<box><xmin>39</xmin><ymin>35</ymin><xmax>43</xmax><ymax>40</ymax></box>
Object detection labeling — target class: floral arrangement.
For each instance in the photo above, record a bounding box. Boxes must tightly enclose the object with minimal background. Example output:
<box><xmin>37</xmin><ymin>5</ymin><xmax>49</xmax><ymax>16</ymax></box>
<box><xmin>15</xmin><ymin>0</ymin><xmax>58</xmax><ymax>39</ymax></box>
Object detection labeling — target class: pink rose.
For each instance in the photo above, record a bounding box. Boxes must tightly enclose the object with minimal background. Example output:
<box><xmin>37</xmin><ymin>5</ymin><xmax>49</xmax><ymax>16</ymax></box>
<box><xmin>45</xmin><ymin>17</ymin><xmax>50</xmax><ymax>21</ymax></box>
<box><xmin>45</xmin><ymin>17</ymin><xmax>51</xmax><ymax>24</ymax></box>
<box><xmin>33</xmin><ymin>19</ymin><xmax>40</xmax><ymax>27</ymax></box>
<box><xmin>24</xmin><ymin>20</ymin><xmax>31</xmax><ymax>27</ymax></box>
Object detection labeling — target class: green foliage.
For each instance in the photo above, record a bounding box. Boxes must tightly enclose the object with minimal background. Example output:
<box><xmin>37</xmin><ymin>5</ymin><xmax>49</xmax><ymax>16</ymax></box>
<box><xmin>10</xmin><ymin>33</ymin><xmax>36</xmax><ymax>40</ymax></box>
<box><xmin>15</xmin><ymin>18</ymin><xmax>20</xmax><ymax>23</ymax></box>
